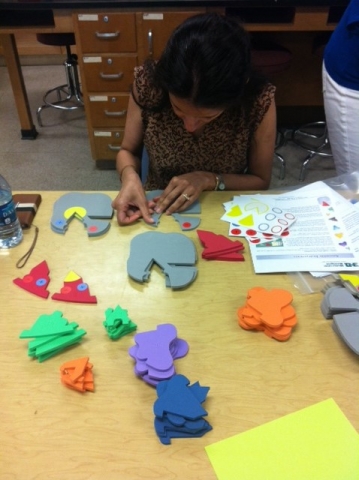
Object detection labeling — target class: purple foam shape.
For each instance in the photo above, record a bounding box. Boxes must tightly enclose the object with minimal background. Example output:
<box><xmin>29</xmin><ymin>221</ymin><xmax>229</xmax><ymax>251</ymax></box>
<box><xmin>135</xmin><ymin>324</ymin><xmax>178</xmax><ymax>371</ymax></box>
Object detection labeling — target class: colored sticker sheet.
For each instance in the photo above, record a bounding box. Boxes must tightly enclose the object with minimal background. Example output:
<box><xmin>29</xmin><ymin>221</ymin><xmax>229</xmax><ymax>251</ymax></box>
<box><xmin>205</xmin><ymin>398</ymin><xmax>359</xmax><ymax>480</ymax></box>
<box><xmin>234</xmin><ymin>182</ymin><xmax>359</xmax><ymax>273</ymax></box>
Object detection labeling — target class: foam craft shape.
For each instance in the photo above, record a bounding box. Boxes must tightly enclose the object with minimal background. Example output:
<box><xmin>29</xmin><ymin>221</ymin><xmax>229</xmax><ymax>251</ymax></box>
<box><xmin>172</xmin><ymin>213</ymin><xmax>201</xmax><ymax>231</ymax></box>
<box><xmin>19</xmin><ymin>311</ymin><xmax>87</xmax><ymax>362</ymax></box>
<box><xmin>127</xmin><ymin>232</ymin><xmax>197</xmax><ymax>289</ymax></box>
<box><xmin>129</xmin><ymin>324</ymin><xmax>189</xmax><ymax>386</ymax></box>
<box><xmin>51</xmin><ymin>271</ymin><xmax>97</xmax><ymax>304</ymax></box>
<box><xmin>13</xmin><ymin>260</ymin><xmax>50</xmax><ymax>299</ymax></box>
<box><xmin>237</xmin><ymin>287</ymin><xmax>297</xmax><ymax>341</ymax></box>
<box><xmin>60</xmin><ymin>357</ymin><xmax>94</xmax><ymax>392</ymax></box>
<box><xmin>103</xmin><ymin>305</ymin><xmax>137</xmax><ymax>340</ymax></box>
<box><xmin>246</xmin><ymin>287</ymin><xmax>293</xmax><ymax>328</ymax></box>
<box><xmin>197</xmin><ymin>230</ymin><xmax>244</xmax><ymax>261</ymax></box>
<box><xmin>205</xmin><ymin>398</ymin><xmax>359</xmax><ymax>480</ymax></box>
<box><xmin>332</xmin><ymin>312</ymin><xmax>359</xmax><ymax>355</ymax></box>
<box><xmin>154</xmin><ymin>374</ymin><xmax>212</xmax><ymax>445</ymax></box>
<box><xmin>51</xmin><ymin>192</ymin><xmax>113</xmax><ymax>237</ymax></box>
<box><xmin>320</xmin><ymin>286</ymin><xmax>359</xmax><ymax>319</ymax></box>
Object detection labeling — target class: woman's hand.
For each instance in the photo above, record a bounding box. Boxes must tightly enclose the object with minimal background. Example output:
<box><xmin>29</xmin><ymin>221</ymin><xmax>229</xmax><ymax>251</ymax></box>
<box><xmin>112</xmin><ymin>173</ymin><xmax>154</xmax><ymax>225</ymax></box>
<box><xmin>154</xmin><ymin>171</ymin><xmax>215</xmax><ymax>215</ymax></box>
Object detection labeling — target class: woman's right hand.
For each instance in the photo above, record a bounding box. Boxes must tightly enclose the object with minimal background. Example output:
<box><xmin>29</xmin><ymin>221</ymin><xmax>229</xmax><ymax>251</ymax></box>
<box><xmin>112</xmin><ymin>171</ymin><xmax>154</xmax><ymax>226</ymax></box>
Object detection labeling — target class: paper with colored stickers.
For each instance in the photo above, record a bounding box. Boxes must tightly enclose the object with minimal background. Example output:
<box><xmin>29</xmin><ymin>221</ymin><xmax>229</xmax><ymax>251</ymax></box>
<box><xmin>231</xmin><ymin>182</ymin><xmax>359</xmax><ymax>273</ymax></box>
<box><xmin>205</xmin><ymin>398</ymin><xmax>359</xmax><ymax>480</ymax></box>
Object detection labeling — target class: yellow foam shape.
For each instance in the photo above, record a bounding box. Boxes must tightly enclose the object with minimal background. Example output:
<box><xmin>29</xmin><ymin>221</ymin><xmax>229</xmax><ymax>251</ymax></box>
<box><xmin>335</xmin><ymin>233</ymin><xmax>343</xmax><ymax>239</ymax></box>
<box><xmin>339</xmin><ymin>274</ymin><xmax>359</xmax><ymax>287</ymax></box>
<box><xmin>64</xmin><ymin>206</ymin><xmax>87</xmax><ymax>220</ymax></box>
<box><xmin>227</xmin><ymin>205</ymin><xmax>243</xmax><ymax>217</ymax></box>
<box><xmin>64</xmin><ymin>271</ymin><xmax>81</xmax><ymax>283</ymax></box>
<box><xmin>238</xmin><ymin>214</ymin><xmax>254</xmax><ymax>227</ymax></box>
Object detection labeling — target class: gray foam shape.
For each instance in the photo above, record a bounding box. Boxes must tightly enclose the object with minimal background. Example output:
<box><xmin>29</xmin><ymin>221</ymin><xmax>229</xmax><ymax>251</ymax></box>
<box><xmin>172</xmin><ymin>213</ymin><xmax>201</xmax><ymax>231</ymax></box>
<box><xmin>51</xmin><ymin>192</ymin><xmax>113</xmax><ymax>236</ymax></box>
<box><xmin>323</xmin><ymin>286</ymin><xmax>359</xmax><ymax>318</ymax></box>
<box><xmin>127</xmin><ymin>232</ymin><xmax>197</xmax><ymax>289</ymax></box>
<box><xmin>332</xmin><ymin>312</ymin><xmax>359</xmax><ymax>355</ymax></box>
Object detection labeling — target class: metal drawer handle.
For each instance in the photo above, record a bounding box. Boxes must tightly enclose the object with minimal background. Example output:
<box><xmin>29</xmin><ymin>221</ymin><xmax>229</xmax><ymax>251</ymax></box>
<box><xmin>104</xmin><ymin>109</ymin><xmax>127</xmax><ymax>117</ymax></box>
<box><xmin>95</xmin><ymin>31</ymin><xmax>120</xmax><ymax>39</ymax></box>
<box><xmin>108</xmin><ymin>144</ymin><xmax>121</xmax><ymax>151</ymax></box>
<box><xmin>148</xmin><ymin>29</ymin><xmax>153</xmax><ymax>58</ymax></box>
<box><xmin>100</xmin><ymin>72</ymin><xmax>124</xmax><ymax>80</ymax></box>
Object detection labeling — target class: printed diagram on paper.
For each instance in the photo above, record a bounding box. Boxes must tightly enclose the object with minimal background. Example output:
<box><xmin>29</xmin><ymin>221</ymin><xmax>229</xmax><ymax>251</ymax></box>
<box><xmin>222</xmin><ymin>182</ymin><xmax>359</xmax><ymax>273</ymax></box>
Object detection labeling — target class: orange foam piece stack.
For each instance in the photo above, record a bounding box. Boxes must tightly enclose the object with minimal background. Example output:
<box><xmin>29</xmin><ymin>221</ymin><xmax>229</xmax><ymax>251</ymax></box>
<box><xmin>237</xmin><ymin>287</ymin><xmax>297</xmax><ymax>341</ymax></box>
<box><xmin>60</xmin><ymin>357</ymin><xmax>94</xmax><ymax>392</ymax></box>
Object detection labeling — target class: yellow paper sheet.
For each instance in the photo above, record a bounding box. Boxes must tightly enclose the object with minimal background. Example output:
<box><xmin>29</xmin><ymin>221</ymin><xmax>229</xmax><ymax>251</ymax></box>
<box><xmin>205</xmin><ymin>398</ymin><xmax>359</xmax><ymax>480</ymax></box>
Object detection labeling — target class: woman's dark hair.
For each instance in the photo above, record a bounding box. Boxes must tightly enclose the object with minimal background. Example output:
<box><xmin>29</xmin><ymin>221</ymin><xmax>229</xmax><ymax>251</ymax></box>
<box><xmin>151</xmin><ymin>13</ymin><xmax>264</xmax><ymax>110</ymax></box>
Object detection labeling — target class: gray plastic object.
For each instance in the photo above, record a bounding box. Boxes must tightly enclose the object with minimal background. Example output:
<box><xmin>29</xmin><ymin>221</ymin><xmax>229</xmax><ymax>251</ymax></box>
<box><xmin>51</xmin><ymin>192</ymin><xmax>113</xmax><ymax>236</ymax></box>
<box><xmin>127</xmin><ymin>232</ymin><xmax>197</xmax><ymax>289</ymax></box>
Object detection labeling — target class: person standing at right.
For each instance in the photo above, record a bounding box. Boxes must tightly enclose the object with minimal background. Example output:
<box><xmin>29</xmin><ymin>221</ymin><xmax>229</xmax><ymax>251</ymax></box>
<box><xmin>323</xmin><ymin>0</ymin><xmax>359</xmax><ymax>176</ymax></box>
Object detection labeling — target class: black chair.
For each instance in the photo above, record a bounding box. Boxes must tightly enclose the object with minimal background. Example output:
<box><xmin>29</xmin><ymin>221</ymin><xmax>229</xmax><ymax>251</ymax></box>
<box><xmin>36</xmin><ymin>33</ymin><xmax>84</xmax><ymax>126</ymax></box>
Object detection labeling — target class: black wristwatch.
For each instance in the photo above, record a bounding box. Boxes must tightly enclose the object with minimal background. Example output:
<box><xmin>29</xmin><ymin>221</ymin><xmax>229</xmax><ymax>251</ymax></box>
<box><xmin>215</xmin><ymin>174</ymin><xmax>226</xmax><ymax>191</ymax></box>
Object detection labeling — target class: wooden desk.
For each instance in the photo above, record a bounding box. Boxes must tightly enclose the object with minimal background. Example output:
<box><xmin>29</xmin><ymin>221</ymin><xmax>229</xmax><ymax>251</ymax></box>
<box><xmin>1</xmin><ymin>191</ymin><xmax>358</xmax><ymax>479</ymax></box>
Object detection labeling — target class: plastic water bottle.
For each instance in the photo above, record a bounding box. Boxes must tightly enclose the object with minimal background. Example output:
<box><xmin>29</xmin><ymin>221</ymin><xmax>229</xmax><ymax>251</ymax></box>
<box><xmin>0</xmin><ymin>174</ymin><xmax>23</xmax><ymax>248</ymax></box>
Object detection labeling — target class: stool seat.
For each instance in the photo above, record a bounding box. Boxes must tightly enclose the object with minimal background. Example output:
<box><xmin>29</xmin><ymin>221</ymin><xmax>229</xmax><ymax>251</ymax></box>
<box><xmin>36</xmin><ymin>33</ymin><xmax>83</xmax><ymax>127</ymax></box>
<box><xmin>36</xmin><ymin>33</ymin><xmax>76</xmax><ymax>47</ymax></box>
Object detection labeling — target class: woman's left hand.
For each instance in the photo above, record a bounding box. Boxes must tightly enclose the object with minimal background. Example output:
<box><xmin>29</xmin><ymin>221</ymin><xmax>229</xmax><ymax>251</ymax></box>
<box><xmin>153</xmin><ymin>171</ymin><xmax>215</xmax><ymax>215</ymax></box>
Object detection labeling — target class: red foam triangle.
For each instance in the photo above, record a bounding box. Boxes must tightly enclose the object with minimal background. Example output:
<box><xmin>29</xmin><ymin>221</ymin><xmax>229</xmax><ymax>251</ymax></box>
<box><xmin>13</xmin><ymin>260</ymin><xmax>50</xmax><ymax>299</ymax></box>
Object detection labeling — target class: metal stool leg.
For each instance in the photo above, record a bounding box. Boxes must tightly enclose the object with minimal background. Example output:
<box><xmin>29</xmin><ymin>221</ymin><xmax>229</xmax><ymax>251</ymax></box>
<box><xmin>36</xmin><ymin>47</ymin><xmax>83</xmax><ymax>127</ymax></box>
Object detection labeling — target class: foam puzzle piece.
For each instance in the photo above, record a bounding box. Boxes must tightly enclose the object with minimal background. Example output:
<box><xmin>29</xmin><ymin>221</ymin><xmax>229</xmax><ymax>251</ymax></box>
<box><xmin>13</xmin><ymin>260</ymin><xmax>50</xmax><ymax>299</ymax></box>
<box><xmin>172</xmin><ymin>214</ymin><xmax>201</xmax><ymax>231</ymax></box>
<box><xmin>197</xmin><ymin>230</ymin><xmax>244</xmax><ymax>261</ymax></box>
<box><xmin>237</xmin><ymin>287</ymin><xmax>297</xmax><ymax>341</ymax></box>
<box><xmin>51</xmin><ymin>271</ymin><xmax>97</xmax><ymax>304</ymax></box>
<box><xmin>19</xmin><ymin>311</ymin><xmax>87</xmax><ymax>362</ymax></box>
<box><xmin>127</xmin><ymin>232</ymin><xmax>197</xmax><ymax>289</ymax></box>
<box><xmin>129</xmin><ymin>324</ymin><xmax>189</xmax><ymax>386</ymax></box>
<box><xmin>51</xmin><ymin>192</ymin><xmax>113</xmax><ymax>237</ymax></box>
<box><xmin>320</xmin><ymin>286</ymin><xmax>359</xmax><ymax>319</ymax></box>
<box><xmin>153</xmin><ymin>374</ymin><xmax>212</xmax><ymax>445</ymax></box>
<box><xmin>332</xmin><ymin>312</ymin><xmax>359</xmax><ymax>355</ymax></box>
<box><xmin>60</xmin><ymin>357</ymin><xmax>94</xmax><ymax>392</ymax></box>
<box><xmin>103</xmin><ymin>305</ymin><xmax>137</xmax><ymax>340</ymax></box>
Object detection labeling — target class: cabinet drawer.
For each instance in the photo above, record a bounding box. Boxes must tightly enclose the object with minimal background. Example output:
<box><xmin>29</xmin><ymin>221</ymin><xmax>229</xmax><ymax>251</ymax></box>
<box><xmin>92</xmin><ymin>129</ymin><xmax>124</xmax><ymax>160</ymax></box>
<box><xmin>76</xmin><ymin>13</ymin><xmax>137</xmax><ymax>53</ymax></box>
<box><xmin>82</xmin><ymin>55</ymin><xmax>137</xmax><ymax>92</ymax></box>
<box><xmin>88</xmin><ymin>94</ymin><xmax>129</xmax><ymax>127</ymax></box>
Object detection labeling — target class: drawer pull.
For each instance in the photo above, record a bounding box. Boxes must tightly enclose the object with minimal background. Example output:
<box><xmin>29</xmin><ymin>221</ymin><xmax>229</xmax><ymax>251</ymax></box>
<box><xmin>95</xmin><ymin>31</ymin><xmax>120</xmax><ymax>39</ymax></box>
<box><xmin>105</xmin><ymin>109</ymin><xmax>127</xmax><ymax>117</ymax></box>
<box><xmin>100</xmin><ymin>72</ymin><xmax>124</xmax><ymax>80</ymax></box>
<box><xmin>148</xmin><ymin>29</ymin><xmax>153</xmax><ymax>57</ymax></box>
<box><xmin>108</xmin><ymin>144</ymin><xmax>121</xmax><ymax>151</ymax></box>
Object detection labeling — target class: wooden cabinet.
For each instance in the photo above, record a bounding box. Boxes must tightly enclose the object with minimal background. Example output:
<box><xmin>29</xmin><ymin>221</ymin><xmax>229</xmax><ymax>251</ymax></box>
<box><xmin>73</xmin><ymin>9</ymin><xmax>204</xmax><ymax>166</ymax></box>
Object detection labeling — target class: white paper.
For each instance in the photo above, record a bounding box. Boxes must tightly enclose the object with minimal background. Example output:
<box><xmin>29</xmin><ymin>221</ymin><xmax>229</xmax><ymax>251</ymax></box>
<box><xmin>246</xmin><ymin>182</ymin><xmax>359</xmax><ymax>273</ymax></box>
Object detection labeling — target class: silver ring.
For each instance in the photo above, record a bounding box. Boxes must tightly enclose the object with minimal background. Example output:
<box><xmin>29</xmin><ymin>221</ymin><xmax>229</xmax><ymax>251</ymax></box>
<box><xmin>182</xmin><ymin>193</ymin><xmax>190</xmax><ymax>201</ymax></box>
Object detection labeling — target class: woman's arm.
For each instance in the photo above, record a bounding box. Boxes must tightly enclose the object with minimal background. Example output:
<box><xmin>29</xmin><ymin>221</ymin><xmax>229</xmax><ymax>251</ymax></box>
<box><xmin>112</xmin><ymin>87</ymin><xmax>154</xmax><ymax>225</ymax></box>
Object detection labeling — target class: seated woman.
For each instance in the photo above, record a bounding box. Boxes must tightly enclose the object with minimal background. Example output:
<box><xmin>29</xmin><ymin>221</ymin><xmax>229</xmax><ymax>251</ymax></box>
<box><xmin>112</xmin><ymin>13</ymin><xmax>277</xmax><ymax>225</ymax></box>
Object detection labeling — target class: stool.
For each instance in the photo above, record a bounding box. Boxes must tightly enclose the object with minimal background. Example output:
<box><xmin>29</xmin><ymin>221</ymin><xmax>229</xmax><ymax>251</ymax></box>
<box><xmin>290</xmin><ymin>33</ymin><xmax>333</xmax><ymax>181</ymax></box>
<box><xmin>36</xmin><ymin>33</ymin><xmax>83</xmax><ymax>127</ymax></box>
<box><xmin>251</xmin><ymin>40</ymin><xmax>293</xmax><ymax>180</ymax></box>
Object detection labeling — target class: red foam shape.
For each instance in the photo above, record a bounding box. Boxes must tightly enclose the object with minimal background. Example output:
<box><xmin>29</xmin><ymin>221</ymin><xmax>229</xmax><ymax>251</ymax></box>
<box><xmin>52</xmin><ymin>275</ymin><xmax>97</xmax><ymax>304</ymax></box>
<box><xmin>13</xmin><ymin>260</ymin><xmax>50</xmax><ymax>299</ymax></box>
<box><xmin>197</xmin><ymin>230</ymin><xmax>244</xmax><ymax>257</ymax></box>
<box><xmin>202</xmin><ymin>251</ymin><xmax>245</xmax><ymax>261</ymax></box>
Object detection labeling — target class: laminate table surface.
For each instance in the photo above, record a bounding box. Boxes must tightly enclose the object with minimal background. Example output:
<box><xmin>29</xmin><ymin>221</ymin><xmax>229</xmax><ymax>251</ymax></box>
<box><xmin>1</xmin><ymin>191</ymin><xmax>358</xmax><ymax>480</ymax></box>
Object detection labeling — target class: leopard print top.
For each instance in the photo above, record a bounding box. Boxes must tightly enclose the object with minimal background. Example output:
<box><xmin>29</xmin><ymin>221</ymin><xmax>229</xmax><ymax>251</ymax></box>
<box><xmin>134</xmin><ymin>64</ymin><xmax>275</xmax><ymax>190</ymax></box>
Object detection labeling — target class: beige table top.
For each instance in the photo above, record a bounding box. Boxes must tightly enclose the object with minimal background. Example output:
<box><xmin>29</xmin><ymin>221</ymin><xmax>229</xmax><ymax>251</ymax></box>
<box><xmin>1</xmin><ymin>191</ymin><xmax>358</xmax><ymax>480</ymax></box>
